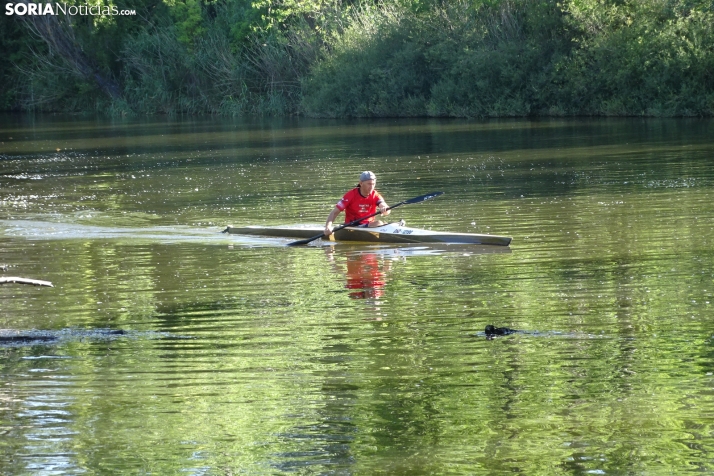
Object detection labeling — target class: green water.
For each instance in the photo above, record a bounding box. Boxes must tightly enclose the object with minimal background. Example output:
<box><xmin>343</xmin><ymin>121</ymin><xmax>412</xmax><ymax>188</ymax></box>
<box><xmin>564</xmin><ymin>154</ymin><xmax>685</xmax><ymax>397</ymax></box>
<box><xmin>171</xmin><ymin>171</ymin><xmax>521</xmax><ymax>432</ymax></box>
<box><xmin>1</xmin><ymin>115</ymin><xmax>714</xmax><ymax>474</ymax></box>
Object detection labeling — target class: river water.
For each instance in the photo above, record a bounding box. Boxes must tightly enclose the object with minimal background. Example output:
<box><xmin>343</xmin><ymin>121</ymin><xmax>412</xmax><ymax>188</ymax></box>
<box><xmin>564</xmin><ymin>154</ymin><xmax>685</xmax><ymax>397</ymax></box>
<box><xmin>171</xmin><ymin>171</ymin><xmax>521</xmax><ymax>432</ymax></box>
<box><xmin>1</xmin><ymin>115</ymin><xmax>714</xmax><ymax>474</ymax></box>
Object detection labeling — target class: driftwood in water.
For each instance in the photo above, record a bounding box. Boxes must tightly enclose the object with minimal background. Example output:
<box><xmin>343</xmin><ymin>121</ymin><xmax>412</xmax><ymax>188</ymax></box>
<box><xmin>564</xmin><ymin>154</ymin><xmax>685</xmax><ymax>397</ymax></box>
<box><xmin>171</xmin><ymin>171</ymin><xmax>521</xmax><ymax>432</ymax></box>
<box><xmin>0</xmin><ymin>277</ymin><xmax>53</xmax><ymax>287</ymax></box>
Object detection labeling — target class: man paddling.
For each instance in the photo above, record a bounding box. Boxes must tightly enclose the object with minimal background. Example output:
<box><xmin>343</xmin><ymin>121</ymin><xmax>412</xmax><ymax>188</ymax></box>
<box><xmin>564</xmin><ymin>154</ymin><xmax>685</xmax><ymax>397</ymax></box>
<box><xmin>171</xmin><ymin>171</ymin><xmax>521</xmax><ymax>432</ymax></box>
<box><xmin>324</xmin><ymin>171</ymin><xmax>391</xmax><ymax>236</ymax></box>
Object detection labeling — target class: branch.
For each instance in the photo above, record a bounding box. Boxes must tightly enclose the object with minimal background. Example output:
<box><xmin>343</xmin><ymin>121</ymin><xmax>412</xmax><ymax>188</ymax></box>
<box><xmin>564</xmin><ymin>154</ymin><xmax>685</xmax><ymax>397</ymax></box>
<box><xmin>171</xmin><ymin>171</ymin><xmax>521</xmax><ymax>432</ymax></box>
<box><xmin>0</xmin><ymin>277</ymin><xmax>54</xmax><ymax>287</ymax></box>
<box><xmin>16</xmin><ymin>0</ymin><xmax>122</xmax><ymax>99</ymax></box>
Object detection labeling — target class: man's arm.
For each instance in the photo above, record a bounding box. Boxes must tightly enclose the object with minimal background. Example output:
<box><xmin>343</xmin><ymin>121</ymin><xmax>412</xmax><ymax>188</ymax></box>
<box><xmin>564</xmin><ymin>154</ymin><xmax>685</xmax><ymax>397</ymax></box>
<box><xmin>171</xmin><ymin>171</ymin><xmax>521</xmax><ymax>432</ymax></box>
<box><xmin>378</xmin><ymin>198</ymin><xmax>390</xmax><ymax>216</ymax></box>
<box><xmin>324</xmin><ymin>207</ymin><xmax>342</xmax><ymax>235</ymax></box>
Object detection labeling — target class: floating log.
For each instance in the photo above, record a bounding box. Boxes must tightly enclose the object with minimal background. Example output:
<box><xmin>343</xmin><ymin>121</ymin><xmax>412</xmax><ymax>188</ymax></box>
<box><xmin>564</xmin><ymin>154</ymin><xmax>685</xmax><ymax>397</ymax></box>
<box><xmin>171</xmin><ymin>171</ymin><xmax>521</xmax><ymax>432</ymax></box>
<box><xmin>0</xmin><ymin>277</ymin><xmax>53</xmax><ymax>287</ymax></box>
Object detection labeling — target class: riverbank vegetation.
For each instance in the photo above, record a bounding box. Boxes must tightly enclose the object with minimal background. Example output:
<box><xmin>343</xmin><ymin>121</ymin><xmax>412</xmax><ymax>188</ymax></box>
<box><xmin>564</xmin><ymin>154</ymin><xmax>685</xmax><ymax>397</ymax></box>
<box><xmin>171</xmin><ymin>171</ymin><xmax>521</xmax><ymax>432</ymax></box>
<box><xmin>1</xmin><ymin>0</ymin><xmax>713</xmax><ymax>117</ymax></box>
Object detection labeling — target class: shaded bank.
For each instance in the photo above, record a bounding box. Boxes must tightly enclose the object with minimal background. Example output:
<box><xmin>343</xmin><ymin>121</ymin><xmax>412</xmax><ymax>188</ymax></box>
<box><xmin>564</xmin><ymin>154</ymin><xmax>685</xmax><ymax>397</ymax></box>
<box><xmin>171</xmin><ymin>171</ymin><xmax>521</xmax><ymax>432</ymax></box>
<box><xmin>1</xmin><ymin>0</ymin><xmax>713</xmax><ymax>117</ymax></box>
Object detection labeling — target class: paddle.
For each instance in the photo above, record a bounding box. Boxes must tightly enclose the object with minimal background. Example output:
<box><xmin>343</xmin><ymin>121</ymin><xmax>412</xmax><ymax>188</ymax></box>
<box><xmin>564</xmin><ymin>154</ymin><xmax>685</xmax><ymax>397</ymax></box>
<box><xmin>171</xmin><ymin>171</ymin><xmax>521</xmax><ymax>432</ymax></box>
<box><xmin>287</xmin><ymin>191</ymin><xmax>444</xmax><ymax>246</ymax></box>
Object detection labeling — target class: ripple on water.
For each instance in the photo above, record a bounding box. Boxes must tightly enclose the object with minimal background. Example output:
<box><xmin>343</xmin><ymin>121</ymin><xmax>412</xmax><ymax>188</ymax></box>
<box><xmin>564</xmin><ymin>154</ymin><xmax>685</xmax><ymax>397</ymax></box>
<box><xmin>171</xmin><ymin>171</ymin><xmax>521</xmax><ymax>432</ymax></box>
<box><xmin>3</xmin><ymin>117</ymin><xmax>714</xmax><ymax>474</ymax></box>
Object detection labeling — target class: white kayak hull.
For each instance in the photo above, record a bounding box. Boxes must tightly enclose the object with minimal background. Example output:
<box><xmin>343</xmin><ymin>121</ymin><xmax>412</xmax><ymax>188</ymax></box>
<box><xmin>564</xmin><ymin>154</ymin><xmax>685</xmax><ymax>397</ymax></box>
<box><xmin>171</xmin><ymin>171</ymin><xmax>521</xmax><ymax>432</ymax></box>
<box><xmin>224</xmin><ymin>223</ymin><xmax>512</xmax><ymax>246</ymax></box>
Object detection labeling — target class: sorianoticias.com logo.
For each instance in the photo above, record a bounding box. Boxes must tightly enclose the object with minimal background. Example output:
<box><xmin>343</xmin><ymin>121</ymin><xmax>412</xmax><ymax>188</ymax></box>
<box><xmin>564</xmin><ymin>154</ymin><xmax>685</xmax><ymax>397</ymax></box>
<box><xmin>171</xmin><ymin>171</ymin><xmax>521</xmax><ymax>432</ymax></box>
<box><xmin>5</xmin><ymin>2</ymin><xmax>136</xmax><ymax>16</ymax></box>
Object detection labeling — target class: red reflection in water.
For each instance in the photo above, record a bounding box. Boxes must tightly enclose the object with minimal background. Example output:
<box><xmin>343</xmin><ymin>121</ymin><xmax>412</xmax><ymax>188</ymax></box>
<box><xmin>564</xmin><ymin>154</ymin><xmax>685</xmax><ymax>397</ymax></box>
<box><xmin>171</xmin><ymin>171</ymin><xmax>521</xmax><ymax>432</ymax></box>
<box><xmin>345</xmin><ymin>253</ymin><xmax>386</xmax><ymax>300</ymax></box>
<box><xmin>325</xmin><ymin>248</ymin><xmax>395</xmax><ymax>309</ymax></box>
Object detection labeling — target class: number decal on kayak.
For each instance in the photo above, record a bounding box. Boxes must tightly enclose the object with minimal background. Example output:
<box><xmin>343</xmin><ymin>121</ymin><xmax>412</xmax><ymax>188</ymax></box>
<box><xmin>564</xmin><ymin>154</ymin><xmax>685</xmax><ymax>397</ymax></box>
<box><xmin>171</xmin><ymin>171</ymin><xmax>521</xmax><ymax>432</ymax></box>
<box><xmin>393</xmin><ymin>229</ymin><xmax>413</xmax><ymax>235</ymax></box>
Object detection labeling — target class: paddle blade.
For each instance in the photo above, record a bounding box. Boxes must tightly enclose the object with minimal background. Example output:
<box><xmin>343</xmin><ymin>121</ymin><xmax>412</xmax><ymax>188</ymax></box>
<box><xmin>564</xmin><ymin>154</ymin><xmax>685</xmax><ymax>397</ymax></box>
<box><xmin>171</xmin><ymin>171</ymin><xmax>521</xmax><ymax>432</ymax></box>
<box><xmin>403</xmin><ymin>191</ymin><xmax>444</xmax><ymax>205</ymax></box>
<box><xmin>287</xmin><ymin>233</ymin><xmax>325</xmax><ymax>246</ymax></box>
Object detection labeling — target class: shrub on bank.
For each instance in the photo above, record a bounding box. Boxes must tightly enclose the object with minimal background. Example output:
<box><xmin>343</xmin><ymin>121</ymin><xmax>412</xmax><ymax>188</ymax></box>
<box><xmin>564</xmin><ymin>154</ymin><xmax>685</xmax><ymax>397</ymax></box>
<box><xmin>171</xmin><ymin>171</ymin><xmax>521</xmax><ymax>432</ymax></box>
<box><xmin>302</xmin><ymin>0</ymin><xmax>714</xmax><ymax>117</ymax></box>
<box><xmin>559</xmin><ymin>0</ymin><xmax>714</xmax><ymax>116</ymax></box>
<box><xmin>4</xmin><ymin>0</ymin><xmax>714</xmax><ymax>117</ymax></box>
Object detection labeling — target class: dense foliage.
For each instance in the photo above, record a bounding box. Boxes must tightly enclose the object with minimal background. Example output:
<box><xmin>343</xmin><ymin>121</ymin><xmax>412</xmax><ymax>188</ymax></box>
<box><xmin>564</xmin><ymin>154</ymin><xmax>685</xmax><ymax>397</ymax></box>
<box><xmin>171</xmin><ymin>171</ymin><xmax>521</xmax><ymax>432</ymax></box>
<box><xmin>1</xmin><ymin>0</ymin><xmax>713</xmax><ymax>116</ymax></box>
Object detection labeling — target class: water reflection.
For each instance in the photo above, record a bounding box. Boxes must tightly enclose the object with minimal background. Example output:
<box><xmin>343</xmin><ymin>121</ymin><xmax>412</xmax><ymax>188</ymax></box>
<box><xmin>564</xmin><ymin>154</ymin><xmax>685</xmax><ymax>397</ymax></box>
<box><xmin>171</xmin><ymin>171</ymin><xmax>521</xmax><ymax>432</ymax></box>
<box><xmin>327</xmin><ymin>248</ymin><xmax>390</xmax><ymax>301</ymax></box>
<box><xmin>4</xmin><ymin>116</ymin><xmax>714</xmax><ymax>474</ymax></box>
<box><xmin>325</xmin><ymin>244</ymin><xmax>511</xmax><ymax>315</ymax></box>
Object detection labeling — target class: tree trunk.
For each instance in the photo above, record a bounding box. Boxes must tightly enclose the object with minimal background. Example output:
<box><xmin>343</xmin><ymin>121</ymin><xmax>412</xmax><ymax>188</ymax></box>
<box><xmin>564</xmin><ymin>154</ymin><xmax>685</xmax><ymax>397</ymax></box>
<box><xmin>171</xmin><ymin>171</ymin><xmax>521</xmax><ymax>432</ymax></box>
<box><xmin>17</xmin><ymin>0</ymin><xmax>122</xmax><ymax>99</ymax></box>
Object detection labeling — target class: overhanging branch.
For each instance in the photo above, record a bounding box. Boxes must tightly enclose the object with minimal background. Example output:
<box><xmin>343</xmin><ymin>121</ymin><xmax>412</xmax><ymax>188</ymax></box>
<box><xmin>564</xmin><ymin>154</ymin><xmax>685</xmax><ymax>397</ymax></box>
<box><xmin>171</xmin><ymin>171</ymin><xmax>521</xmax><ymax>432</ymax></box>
<box><xmin>17</xmin><ymin>0</ymin><xmax>122</xmax><ymax>99</ymax></box>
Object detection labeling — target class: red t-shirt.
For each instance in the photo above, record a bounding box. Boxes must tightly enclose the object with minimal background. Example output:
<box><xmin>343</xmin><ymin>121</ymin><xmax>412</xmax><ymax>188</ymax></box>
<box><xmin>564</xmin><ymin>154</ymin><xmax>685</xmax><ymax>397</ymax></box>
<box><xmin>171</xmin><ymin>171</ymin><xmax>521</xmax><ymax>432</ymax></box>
<box><xmin>336</xmin><ymin>187</ymin><xmax>385</xmax><ymax>225</ymax></box>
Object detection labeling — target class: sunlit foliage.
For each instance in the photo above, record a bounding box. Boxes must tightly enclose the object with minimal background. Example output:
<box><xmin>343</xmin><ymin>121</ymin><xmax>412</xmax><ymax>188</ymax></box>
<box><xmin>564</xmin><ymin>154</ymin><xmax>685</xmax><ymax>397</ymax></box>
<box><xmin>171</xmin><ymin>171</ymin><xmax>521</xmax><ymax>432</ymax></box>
<box><xmin>2</xmin><ymin>0</ymin><xmax>713</xmax><ymax>116</ymax></box>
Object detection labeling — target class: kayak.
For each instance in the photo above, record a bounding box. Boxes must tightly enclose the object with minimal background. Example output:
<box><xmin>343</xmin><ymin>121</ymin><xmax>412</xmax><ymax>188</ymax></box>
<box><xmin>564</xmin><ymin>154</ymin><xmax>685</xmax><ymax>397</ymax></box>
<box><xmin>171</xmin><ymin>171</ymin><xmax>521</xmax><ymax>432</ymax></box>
<box><xmin>223</xmin><ymin>222</ymin><xmax>512</xmax><ymax>246</ymax></box>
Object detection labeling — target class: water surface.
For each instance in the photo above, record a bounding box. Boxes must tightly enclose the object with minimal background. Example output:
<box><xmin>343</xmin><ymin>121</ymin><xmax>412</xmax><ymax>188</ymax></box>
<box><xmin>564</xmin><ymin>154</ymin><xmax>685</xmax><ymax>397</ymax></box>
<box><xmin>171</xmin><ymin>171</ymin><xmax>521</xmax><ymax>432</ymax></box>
<box><xmin>1</xmin><ymin>115</ymin><xmax>714</xmax><ymax>474</ymax></box>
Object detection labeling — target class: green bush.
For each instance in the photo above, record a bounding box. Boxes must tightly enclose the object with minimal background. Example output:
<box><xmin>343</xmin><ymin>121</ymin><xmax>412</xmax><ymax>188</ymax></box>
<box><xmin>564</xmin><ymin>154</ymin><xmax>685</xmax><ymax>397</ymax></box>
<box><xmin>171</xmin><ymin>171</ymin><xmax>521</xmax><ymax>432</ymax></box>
<box><xmin>557</xmin><ymin>0</ymin><xmax>714</xmax><ymax>116</ymax></box>
<box><xmin>302</xmin><ymin>0</ymin><xmax>571</xmax><ymax>117</ymax></box>
<box><xmin>301</xmin><ymin>4</ymin><xmax>433</xmax><ymax>117</ymax></box>
<box><xmin>4</xmin><ymin>0</ymin><xmax>714</xmax><ymax>117</ymax></box>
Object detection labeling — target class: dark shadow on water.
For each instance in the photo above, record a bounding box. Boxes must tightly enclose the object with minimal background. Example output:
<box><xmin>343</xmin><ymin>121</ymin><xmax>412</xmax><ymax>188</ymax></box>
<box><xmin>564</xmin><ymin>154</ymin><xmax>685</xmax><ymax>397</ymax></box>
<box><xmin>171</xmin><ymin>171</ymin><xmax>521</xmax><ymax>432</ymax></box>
<box><xmin>270</xmin><ymin>419</ymin><xmax>356</xmax><ymax>473</ymax></box>
<box><xmin>2</xmin><ymin>115</ymin><xmax>712</xmax><ymax>158</ymax></box>
<box><xmin>0</xmin><ymin>328</ymin><xmax>155</xmax><ymax>347</ymax></box>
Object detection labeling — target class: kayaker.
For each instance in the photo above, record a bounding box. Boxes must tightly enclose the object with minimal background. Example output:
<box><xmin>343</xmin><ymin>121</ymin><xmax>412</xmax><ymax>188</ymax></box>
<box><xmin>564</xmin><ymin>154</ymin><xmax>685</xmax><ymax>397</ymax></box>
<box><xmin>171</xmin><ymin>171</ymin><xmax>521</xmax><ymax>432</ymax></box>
<box><xmin>324</xmin><ymin>171</ymin><xmax>390</xmax><ymax>236</ymax></box>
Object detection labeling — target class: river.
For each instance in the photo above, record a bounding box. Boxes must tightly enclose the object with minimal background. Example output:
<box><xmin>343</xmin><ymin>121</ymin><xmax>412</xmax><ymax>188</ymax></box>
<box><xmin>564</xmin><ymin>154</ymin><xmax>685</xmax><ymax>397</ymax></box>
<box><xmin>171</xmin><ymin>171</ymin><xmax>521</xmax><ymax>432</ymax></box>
<box><xmin>1</xmin><ymin>115</ymin><xmax>714</xmax><ymax>474</ymax></box>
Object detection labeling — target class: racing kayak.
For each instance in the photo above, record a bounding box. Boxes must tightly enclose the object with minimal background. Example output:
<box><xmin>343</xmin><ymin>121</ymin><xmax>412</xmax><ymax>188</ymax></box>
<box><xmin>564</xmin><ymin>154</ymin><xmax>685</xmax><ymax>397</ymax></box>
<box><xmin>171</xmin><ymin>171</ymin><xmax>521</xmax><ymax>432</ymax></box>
<box><xmin>223</xmin><ymin>223</ymin><xmax>512</xmax><ymax>246</ymax></box>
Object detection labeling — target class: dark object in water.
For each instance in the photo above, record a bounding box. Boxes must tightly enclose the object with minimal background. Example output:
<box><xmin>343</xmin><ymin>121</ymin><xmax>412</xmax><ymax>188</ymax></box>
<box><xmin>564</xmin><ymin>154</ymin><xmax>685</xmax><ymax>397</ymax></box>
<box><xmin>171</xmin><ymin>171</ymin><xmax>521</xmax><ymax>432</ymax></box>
<box><xmin>485</xmin><ymin>325</ymin><xmax>518</xmax><ymax>338</ymax></box>
<box><xmin>0</xmin><ymin>328</ymin><xmax>129</xmax><ymax>347</ymax></box>
<box><xmin>0</xmin><ymin>334</ymin><xmax>59</xmax><ymax>344</ymax></box>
